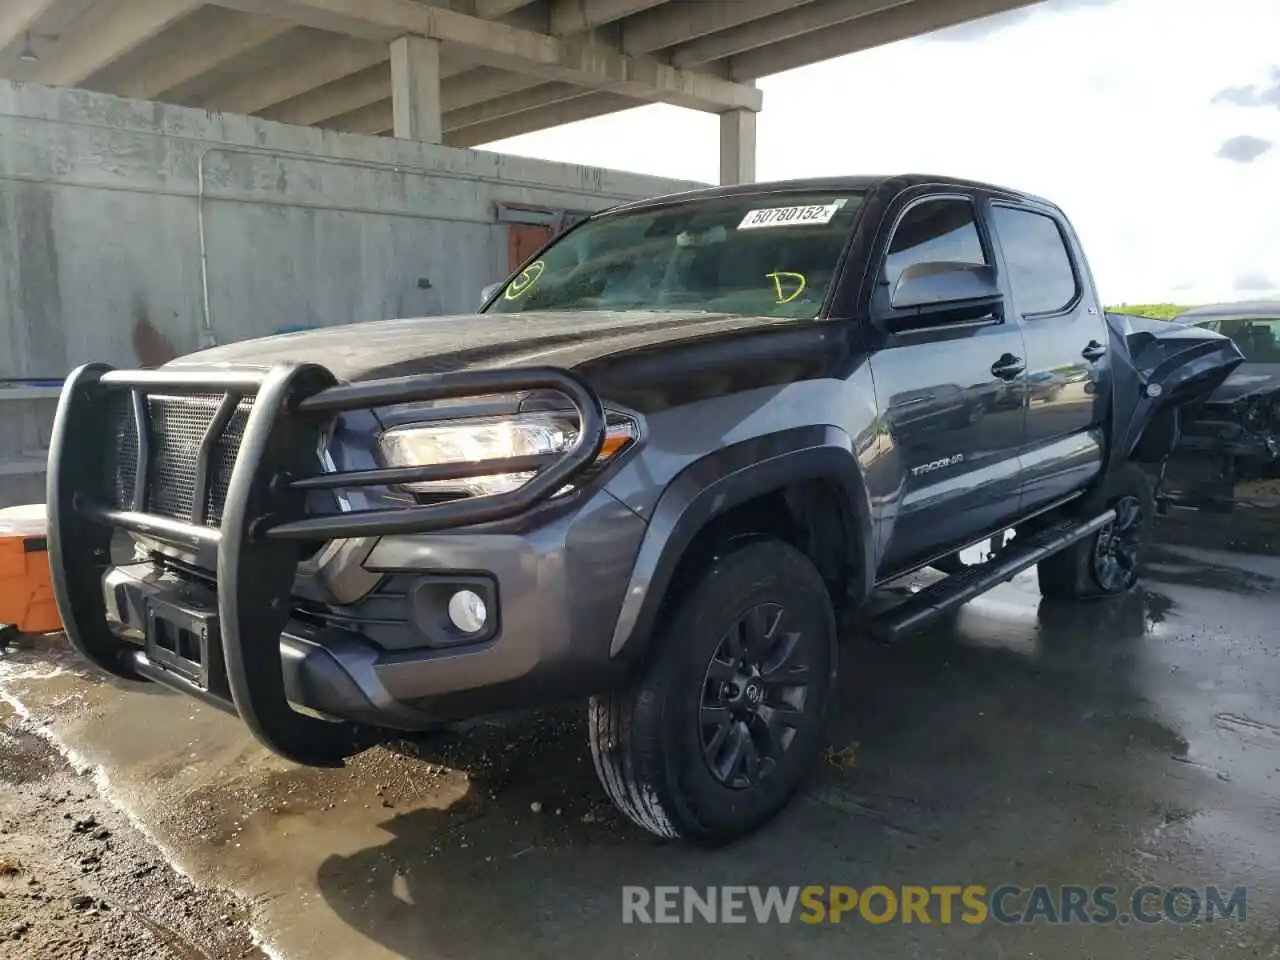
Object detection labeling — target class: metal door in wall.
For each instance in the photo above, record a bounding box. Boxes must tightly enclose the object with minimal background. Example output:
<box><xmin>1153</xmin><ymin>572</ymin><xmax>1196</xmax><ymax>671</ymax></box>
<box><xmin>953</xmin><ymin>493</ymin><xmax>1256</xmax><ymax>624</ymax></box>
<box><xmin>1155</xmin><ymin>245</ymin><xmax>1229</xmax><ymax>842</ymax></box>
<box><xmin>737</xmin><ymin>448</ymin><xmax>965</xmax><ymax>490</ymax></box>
<box><xmin>508</xmin><ymin>224</ymin><xmax>553</xmax><ymax>273</ymax></box>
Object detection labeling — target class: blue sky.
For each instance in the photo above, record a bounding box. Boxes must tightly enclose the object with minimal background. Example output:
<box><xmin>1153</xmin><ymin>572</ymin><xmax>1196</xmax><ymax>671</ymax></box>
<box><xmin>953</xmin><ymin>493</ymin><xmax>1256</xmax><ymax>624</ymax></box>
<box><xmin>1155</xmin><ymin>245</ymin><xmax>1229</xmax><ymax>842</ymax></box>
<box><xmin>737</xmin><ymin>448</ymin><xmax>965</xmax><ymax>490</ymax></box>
<box><xmin>486</xmin><ymin>0</ymin><xmax>1280</xmax><ymax>306</ymax></box>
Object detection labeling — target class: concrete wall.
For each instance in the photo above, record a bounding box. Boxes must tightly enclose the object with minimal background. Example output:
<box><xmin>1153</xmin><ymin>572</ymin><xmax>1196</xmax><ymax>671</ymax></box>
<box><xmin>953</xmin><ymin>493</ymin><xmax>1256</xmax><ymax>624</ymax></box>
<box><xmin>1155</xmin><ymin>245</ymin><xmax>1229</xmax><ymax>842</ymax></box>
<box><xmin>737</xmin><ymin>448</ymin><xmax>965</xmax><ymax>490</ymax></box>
<box><xmin>0</xmin><ymin>79</ymin><xmax>704</xmax><ymax>507</ymax></box>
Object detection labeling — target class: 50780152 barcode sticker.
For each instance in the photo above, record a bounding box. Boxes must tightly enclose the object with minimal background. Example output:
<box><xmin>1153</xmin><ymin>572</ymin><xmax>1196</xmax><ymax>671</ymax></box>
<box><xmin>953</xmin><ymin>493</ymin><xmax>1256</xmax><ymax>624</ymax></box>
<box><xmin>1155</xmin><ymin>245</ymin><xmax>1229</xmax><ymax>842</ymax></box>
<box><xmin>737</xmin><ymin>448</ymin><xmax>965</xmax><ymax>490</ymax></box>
<box><xmin>737</xmin><ymin>200</ymin><xmax>846</xmax><ymax>230</ymax></box>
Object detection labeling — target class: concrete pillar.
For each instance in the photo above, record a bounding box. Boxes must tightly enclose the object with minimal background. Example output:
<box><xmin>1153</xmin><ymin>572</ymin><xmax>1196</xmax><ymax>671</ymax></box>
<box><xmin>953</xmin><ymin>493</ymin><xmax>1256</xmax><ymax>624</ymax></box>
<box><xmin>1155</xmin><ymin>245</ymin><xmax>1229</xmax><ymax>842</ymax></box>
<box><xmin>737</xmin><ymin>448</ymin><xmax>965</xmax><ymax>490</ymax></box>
<box><xmin>390</xmin><ymin>34</ymin><xmax>442</xmax><ymax>143</ymax></box>
<box><xmin>719</xmin><ymin>108</ymin><xmax>757</xmax><ymax>185</ymax></box>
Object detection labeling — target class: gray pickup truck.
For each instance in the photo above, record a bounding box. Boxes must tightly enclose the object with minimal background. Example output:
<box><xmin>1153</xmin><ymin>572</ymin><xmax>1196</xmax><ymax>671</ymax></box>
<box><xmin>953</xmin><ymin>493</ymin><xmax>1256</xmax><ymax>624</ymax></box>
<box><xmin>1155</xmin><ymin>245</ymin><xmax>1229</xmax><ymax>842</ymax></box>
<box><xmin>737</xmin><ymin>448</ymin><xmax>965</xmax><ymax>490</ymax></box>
<box><xmin>46</xmin><ymin>175</ymin><xmax>1242</xmax><ymax>844</ymax></box>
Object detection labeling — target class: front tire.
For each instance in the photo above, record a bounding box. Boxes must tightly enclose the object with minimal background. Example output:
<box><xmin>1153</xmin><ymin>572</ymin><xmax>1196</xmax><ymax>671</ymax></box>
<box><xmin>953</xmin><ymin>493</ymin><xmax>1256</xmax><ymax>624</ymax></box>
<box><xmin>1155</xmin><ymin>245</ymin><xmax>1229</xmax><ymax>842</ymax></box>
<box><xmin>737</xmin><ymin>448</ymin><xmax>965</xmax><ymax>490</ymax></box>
<box><xmin>588</xmin><ymin>538</ymin><xmax>837</xmax><ymax>844</ymax></box>
<box><xmin>1037</xmin><ymin>462</ymin><xmax>1154</xmax><ymax>600</ymax></box>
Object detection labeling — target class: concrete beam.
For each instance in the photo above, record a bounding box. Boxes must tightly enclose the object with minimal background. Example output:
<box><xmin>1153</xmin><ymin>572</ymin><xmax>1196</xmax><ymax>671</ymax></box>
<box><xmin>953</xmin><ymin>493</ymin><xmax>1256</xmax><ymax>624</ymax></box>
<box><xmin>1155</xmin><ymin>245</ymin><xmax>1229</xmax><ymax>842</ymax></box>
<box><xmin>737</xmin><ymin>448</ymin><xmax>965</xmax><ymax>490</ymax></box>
<box><xmin>305</xmin><ymin>65</ymin><xmax>561</xmax><ymax>131</ymax></box>
<box><xmin>260</xmin><ymin>62</ymin><xmax>390</xmax><ymax>126</ymax></box>
<box><xmin>719</xmin><ymin>107</ymin><xmax>756</xmax><ymax>185</ymax></box>
<box><xmin>438</xmin><ymin>66</ymin><xmax>547</xmax><ymax>113</ymax></box>
<box><xmin>265</xmin><ymin>80</ymin><xmax>639</xmax><ymax>142</ymax></box>
<box><xmin>0</xmin><ymin>0</ymin><xmax>57</xmax><ymax>54</ymax></box>
<box><xmin>391</xmin><ymin>34</ymin><xmax>443</xmax><ymax>141</ymax></box>
<box><xmin>208</xmin><ymin>0</ymin><xmax>762</xmax><ymax>112</ymax></box>
<box><xmin>673</xmin><ymin>0</ymin><xmax>907</xmax><ymax>68</ymax></box>
<box><xmin>325</xmin><ymin>97</ymin><xmax>393</xmax><ymax>135</ymax></box>
<box><xmin>211</xmin><ymin>0</ymin><xmax>401</xmax><ymax>39</ymax></box>
<box><xmin>622</xmin><ymin>0</ymin><xmax>811</xmax><ymax>57</ymax></box>
<box><xmin>445</xmin><ymin>81</ymin><xmax>588</xmax><ymax>130</ymax></box>
<box><xmin>475</xmin><ymin>0</ymin><xmax>541</xmax><ymax>18</ymax></box>
<box><xmin>445</xmin><ymin>91</ymin><xmax>638</xmax><ymax>146</ymax></box>
<box><xmin>206</xmin><ymin>33</ymin><xmax>392</xmax><ymax>115</ymax></box>
<box><xmin>731</xmin><ymin>0</ymin><xmax>1040</xmax><ymax>80</ymax></box>
<box><xmin>27</xmin><ymin>0</ymin><xmax>200</xmax><ymax>87</ymax></box>
<box><xmin>261</xmin><ymin>58</ymin><xmax>477</xmax><ymax>126</ymax></box>
<box><xmin>106</xmin><ymin>10</ymin><xmax>294</xmax><ymax>100</ymax></box>
<box><xmin>548</xmin><ymin>0</ymin><xmax>666</xmax><ymax>36</ymax></box>
<box><xmin>324</xmin><ymin>68</ymin><xmax>587</xmax><ymax>134</ymax></box>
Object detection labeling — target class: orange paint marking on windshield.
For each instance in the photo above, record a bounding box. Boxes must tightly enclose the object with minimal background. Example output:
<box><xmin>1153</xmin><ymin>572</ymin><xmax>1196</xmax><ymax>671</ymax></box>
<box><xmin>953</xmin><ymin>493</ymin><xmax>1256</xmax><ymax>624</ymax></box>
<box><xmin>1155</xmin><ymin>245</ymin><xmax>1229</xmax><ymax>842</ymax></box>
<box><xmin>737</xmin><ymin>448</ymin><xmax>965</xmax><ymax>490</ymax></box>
<box><xmin>767</xmin><ymin>271</ymin><xmax>807</xmax><ymax>304</ymax></box>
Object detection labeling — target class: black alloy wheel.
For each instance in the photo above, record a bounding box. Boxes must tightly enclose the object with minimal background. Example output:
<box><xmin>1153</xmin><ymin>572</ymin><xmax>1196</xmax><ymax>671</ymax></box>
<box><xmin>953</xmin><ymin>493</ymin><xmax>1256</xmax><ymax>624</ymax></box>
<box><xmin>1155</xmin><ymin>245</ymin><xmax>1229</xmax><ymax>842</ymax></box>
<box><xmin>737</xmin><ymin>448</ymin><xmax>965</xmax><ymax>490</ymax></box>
<box><xmin>587</xmin><ymin>538</ymin><xmax>836</xmax><ymax>843</ymax></box>
<box><xmin>1092</xmin><ymin>494</ymin><xmax>1144</xmax><ymax>593</ymax></box>
<box><xmin>1037</xmin><ymin>462</ymin><xmax>1155</xmax><ymax>601</ymax></box>
<box><xmin>698</xmin><ymin>602</ymin><xmax>810</xmax><ymax>790</ymax></box>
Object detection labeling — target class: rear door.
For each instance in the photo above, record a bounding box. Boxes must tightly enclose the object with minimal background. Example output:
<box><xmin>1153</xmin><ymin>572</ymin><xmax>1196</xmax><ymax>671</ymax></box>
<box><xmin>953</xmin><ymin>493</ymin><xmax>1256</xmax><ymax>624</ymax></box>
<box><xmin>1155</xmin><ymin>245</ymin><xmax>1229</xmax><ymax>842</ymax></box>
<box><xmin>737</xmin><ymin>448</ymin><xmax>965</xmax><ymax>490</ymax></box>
<box><xmin>869</xmin><ymin>192</ymin><xmax>1030</xmax><ymax>575</ymax></box>
<box><xmin>988</xmin><ymin>202</ymin><xmax>1110</xmax><ymax>512</ymax></box>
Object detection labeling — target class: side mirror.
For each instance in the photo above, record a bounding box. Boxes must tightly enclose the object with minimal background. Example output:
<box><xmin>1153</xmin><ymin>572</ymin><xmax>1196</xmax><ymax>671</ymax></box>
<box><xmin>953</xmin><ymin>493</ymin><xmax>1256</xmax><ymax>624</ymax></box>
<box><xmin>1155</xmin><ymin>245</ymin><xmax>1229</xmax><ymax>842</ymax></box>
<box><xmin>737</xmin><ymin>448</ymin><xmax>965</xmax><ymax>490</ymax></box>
<box><xmin>888</xmin><ymin>261</ymin><xmax>1002</xmax><ymax>325</ymax></box>
<box><xmin>480</xmin><ymin>282</ymin><xmax>502</xmax><ymax>306</ymax></box>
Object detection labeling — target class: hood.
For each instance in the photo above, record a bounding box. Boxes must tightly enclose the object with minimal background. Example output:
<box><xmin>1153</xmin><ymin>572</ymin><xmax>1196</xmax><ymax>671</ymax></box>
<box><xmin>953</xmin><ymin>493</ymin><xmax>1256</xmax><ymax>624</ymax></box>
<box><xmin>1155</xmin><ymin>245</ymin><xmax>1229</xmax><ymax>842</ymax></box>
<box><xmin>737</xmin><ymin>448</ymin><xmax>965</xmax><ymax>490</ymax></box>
<box><xmin>1203</xmin><ymin>363</ymin><xmax>1280</xmax><ymax>405</ymax></box>
<box><xmin>166</xmin><ymin>310</ymin><xmax>802</xmax><ymax>382</ymax></box>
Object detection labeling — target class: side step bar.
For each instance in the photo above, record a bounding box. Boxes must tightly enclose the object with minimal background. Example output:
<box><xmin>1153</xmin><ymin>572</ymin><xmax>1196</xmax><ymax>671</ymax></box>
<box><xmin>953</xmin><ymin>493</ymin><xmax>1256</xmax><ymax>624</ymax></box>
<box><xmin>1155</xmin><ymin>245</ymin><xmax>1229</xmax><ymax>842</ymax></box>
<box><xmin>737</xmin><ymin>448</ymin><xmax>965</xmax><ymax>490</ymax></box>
<box><xmin>871</xmin><ymin>509</ymin><xmax>1118</xmax><ymax>643</ymax></box>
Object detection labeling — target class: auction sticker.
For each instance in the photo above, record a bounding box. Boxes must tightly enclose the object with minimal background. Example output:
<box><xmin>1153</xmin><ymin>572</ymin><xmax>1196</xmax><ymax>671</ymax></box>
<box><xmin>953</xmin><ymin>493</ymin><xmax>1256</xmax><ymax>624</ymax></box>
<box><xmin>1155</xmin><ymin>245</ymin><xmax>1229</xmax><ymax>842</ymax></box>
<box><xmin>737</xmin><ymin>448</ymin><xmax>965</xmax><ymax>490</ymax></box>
<box><xmin>738</xmin><ymin>200</ymin><xmax>845</xmax><ymax>230</ymax></box>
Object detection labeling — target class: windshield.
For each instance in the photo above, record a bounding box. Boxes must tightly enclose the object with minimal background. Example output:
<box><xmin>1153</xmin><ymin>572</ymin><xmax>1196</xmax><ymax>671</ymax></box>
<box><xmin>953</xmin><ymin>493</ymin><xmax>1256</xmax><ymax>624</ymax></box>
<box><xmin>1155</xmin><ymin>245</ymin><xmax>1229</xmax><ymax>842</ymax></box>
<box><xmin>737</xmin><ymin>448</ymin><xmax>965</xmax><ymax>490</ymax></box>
<box><xmin>485</xmin><ymin>191</ymin><xmax>866</xmax><ymax>318</ymax></box>
<box><xmin>1194</xmin><ymin>317</ymin><xmax>1280</xmax><ymax>362</ymax></box>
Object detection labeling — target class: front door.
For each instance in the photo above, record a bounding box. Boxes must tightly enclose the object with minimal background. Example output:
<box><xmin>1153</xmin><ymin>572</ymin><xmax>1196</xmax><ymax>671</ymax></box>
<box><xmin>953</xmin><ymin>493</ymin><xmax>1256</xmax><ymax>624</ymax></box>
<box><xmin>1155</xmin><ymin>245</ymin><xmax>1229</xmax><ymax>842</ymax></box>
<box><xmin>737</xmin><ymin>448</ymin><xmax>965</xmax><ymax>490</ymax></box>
<box><xmin>870</xmin><ymin>194</ymin><xmax>1030</xmax><ymax>575</ymax></box>
<box><xmin>988</xmin><ymin>203</ymin><xmax>1109</xmax><ymax>512</ymax></box>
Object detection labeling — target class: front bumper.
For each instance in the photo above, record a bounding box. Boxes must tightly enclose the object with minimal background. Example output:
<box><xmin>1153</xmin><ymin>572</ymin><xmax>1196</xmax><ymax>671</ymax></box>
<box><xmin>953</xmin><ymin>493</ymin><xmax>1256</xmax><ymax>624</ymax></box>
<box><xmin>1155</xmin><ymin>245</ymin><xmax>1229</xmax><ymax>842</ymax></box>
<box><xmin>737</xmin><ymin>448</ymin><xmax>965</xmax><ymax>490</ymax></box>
<box><xmin>47</xmin><ymin>361</ymin><xmax>617</xmax><ymax>767</ymax></box>
<box><xmin>100</xmin><ymin>485</ymin><xmax>645</xmax><ymax>733</ymax></box>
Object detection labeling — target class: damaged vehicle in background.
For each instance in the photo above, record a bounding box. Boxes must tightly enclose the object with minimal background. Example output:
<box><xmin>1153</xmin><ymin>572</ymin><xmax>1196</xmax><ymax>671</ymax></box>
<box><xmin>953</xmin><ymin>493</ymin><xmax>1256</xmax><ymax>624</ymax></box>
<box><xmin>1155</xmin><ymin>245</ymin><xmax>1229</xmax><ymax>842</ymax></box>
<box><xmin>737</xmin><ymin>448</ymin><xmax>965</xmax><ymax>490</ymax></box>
<box><xmin>1138</xmin><ymin>301</ymin><xmax>1280</xmax><ymax>510</ymax></box>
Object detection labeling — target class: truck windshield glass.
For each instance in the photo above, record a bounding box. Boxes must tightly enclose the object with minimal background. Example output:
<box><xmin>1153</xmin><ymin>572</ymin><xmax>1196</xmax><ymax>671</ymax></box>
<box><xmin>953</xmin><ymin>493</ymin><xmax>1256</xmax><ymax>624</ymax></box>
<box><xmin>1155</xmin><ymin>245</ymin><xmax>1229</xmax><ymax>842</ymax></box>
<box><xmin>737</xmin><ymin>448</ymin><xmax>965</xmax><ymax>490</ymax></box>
<box><xmin>485</xmin><ymin>191</ymin><xmax>866</xmax><ymax>318</ymax></box>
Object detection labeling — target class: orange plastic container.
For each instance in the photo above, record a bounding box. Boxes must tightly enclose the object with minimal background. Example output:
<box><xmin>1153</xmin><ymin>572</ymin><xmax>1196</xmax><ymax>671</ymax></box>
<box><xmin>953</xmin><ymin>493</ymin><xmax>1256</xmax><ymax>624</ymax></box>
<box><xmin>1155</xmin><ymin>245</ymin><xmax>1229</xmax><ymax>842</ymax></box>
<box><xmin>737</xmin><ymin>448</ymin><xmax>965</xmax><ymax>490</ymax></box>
<box><xmin>0</xmin><ymin>504</ymin><xmax>62</xmax><ymax>635</ymax></box>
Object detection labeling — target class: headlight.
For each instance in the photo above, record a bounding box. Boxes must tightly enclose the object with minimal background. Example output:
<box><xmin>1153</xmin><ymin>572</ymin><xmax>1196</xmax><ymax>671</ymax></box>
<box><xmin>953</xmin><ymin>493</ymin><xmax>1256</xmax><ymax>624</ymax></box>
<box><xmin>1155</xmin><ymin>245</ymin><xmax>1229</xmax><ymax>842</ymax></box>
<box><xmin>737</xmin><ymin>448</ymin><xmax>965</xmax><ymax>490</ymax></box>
<box><xmin>378</xmin><ymin>413</ymin><xmax>637</xmax><ymax>498</ymax></box>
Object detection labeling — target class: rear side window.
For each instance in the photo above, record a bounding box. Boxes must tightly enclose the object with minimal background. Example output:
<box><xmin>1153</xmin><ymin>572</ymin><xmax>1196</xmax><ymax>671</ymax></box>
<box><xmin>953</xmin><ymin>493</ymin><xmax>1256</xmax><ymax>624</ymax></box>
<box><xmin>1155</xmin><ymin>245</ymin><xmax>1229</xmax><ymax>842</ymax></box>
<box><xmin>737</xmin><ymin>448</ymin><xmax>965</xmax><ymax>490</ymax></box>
<box><xmin>1196</xmin><ymin>317</ymin><xmax>1280</xmax><ymax>362</ymax></box>
<box><xmin>883</xmin><ymin>198</ymin><xmax>987</xmax><ymax>288</ymax></box>
<box><xmin>992</xmin><ymin>206</ymin><xmax>1078</xmax><ymax>315</ymax></box>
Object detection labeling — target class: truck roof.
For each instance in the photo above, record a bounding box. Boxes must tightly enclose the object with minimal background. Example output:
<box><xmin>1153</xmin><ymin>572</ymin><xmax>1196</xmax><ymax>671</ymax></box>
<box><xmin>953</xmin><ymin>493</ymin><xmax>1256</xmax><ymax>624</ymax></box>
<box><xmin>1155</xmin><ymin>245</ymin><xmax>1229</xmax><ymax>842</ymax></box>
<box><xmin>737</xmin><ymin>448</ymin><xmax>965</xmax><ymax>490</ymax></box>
<box><xmin>606</xmin><ymin>173</ymin><xmax>1056</xmax><ymax>216</ymax></box>
<box><xmin>1173</xmin><ymin>300</ymin><xmax>1280</xmax><ymax>322</ymax></box>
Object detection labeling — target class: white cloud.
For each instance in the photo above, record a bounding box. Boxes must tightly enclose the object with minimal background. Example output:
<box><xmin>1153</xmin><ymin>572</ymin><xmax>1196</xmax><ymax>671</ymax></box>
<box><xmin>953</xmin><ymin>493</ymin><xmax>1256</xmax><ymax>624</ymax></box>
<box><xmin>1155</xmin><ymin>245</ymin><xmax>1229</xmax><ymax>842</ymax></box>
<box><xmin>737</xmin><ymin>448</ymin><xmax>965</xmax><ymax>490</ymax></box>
<box><xmin>484</xmin><ymin>0</ymin><xmax>1280</xmax><ymax>305</ymax></box>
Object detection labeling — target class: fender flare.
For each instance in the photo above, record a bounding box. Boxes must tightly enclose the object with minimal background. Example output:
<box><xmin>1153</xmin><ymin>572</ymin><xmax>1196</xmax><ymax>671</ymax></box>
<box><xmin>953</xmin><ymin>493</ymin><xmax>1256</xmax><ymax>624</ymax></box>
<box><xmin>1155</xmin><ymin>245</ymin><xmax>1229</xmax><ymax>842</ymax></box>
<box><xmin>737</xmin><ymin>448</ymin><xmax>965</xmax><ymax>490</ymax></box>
<box><xmin>608</xmin><ymin>425</ymin><xmax>874</xmax><ymax>661</ymax></box>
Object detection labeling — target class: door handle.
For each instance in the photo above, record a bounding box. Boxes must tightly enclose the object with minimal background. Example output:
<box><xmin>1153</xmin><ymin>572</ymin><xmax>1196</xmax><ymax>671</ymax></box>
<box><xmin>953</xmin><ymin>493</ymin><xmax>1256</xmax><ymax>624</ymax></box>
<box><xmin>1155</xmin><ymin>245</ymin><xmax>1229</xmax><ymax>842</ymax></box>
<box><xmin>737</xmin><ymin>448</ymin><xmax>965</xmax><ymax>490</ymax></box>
<box><xmin>991</xmin><ymin>354</ymin><xmax>1025</xmax><ymax>380</ymax></box>
<box><xmin>1082</xmin><ymin>340</ymin><xmax>1106</xmax><ymax>362</ymax></box>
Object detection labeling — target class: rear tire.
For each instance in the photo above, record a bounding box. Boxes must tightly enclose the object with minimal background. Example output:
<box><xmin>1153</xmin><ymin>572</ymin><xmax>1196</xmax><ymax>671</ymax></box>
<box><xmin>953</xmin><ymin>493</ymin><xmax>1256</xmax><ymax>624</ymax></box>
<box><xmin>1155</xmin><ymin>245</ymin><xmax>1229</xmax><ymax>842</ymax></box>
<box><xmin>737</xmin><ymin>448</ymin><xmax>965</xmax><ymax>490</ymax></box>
<box><xmin>588</xmin><ymin>538</ymin><xmax>837</xmax><ymax>844</ymax></box>
<box><xmin>1037</xmin><ymin>462</ymin><xmax>1154</xmax><ymax>600</ymax></box>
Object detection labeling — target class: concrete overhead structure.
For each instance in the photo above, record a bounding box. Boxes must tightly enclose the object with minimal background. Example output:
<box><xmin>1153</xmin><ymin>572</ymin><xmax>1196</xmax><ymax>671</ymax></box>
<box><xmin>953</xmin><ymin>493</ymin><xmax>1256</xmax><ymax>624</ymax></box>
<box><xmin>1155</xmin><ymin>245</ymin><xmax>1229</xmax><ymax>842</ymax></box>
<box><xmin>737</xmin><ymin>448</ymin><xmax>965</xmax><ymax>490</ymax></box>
<box><xmin>0</xmin><ymin>0</ymin><xmax>1040</xmax><ymax>184</ymax></box>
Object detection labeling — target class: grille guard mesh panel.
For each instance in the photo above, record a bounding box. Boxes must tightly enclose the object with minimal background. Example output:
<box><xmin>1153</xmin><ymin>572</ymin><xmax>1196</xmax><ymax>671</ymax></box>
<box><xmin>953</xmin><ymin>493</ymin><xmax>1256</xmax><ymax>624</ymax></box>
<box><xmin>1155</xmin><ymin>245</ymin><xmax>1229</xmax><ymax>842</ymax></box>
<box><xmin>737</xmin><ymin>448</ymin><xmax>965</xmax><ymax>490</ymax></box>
<box><xmin>104</xmin><ymin>394</ymin><xmax>254</xmax><ymax>527</ymax></box>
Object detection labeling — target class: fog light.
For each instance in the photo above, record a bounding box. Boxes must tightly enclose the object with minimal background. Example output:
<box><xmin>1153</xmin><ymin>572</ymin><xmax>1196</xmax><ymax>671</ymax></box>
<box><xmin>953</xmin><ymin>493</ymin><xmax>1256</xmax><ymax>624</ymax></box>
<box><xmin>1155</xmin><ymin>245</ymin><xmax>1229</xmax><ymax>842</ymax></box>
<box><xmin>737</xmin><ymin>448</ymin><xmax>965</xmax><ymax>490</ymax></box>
<box><xmin>447</xmin><ymin>589</ymin><xmax>488</xmax><ymax>634</ymax></box>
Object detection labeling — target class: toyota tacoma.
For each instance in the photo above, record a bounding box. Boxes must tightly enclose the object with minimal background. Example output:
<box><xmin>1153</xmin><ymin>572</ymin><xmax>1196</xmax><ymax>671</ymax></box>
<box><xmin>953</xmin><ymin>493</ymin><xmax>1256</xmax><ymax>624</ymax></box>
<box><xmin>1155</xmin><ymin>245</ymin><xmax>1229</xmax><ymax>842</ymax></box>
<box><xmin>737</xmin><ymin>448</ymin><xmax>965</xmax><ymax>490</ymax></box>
<box><xmin>46</xmin><ymin>175</ymin><xmax>1243</xmax><ymax>844</ymax></box>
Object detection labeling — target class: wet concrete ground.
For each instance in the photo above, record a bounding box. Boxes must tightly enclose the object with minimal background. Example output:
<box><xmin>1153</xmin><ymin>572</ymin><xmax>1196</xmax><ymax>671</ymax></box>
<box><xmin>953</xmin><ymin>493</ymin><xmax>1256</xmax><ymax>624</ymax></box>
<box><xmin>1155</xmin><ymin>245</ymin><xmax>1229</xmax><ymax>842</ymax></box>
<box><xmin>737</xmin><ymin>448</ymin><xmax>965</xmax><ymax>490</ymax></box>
<box><xmin>0</xmin><ymin>697</ymin><xmax>265</xmax><ymax>958</ymax></box>
<box><xmin>1</xmin><ymin>525</ymin><xmax>1278</xmax><ymax>959</ymax></box>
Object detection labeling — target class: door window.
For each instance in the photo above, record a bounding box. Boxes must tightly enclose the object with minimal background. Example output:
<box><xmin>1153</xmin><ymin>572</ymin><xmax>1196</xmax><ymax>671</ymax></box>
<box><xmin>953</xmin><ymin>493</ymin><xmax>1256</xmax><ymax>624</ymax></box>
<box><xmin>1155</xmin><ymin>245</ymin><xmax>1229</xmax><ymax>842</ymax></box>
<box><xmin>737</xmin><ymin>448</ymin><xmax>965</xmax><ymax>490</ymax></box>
<box><xmin>992</xmin><ymin>206</ymin><xmax>1078</xmax><ymax>315</ymax></box>
<box><xmin>883</xmin><ymin>198</ymin><xmax>987</xmax><ymax>288</ymax></box>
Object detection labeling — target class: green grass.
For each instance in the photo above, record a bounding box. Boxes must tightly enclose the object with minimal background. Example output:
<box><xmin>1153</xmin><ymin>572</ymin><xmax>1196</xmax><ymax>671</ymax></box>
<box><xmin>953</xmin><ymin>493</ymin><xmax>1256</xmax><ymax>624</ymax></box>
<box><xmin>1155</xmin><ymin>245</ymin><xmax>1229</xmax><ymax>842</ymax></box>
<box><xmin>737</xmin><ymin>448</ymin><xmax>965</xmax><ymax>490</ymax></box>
<box><xmin>1103</xmin><ymin>303</ymin><xmax>1196</xmax><ymax>320</ymax></box>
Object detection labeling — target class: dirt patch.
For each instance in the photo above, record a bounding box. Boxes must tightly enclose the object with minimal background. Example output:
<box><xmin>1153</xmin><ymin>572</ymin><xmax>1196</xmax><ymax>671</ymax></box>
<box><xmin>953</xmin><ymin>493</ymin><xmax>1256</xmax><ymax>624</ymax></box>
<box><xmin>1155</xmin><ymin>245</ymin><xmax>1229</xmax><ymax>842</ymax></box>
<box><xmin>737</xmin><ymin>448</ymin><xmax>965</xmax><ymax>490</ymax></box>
<box><xmin>0</xmin><ymin>697</ymin><xmax>267</xmax><ymax>959</ymax></box>
<box><xmin>1238</xmin><ymin>478</ymin><xmax>1280</xmax><ymax>504</ymax></box>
